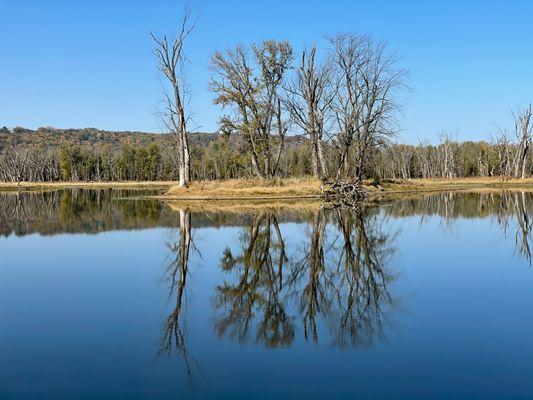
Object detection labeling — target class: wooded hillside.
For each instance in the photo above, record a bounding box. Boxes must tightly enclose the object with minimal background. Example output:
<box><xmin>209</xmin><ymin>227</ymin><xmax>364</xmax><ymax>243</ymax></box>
<box><xmin>0</xmin><ymin>126</ymin><xmax>219</xmax><ymax>152</ymax></box>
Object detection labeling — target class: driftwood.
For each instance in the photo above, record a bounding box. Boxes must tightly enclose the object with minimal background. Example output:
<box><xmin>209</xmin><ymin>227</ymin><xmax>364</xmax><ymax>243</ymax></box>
<box><xmin>320</xmin><ymin>180</ymin><xmax>371</xmax><ymax>208</ymax></box>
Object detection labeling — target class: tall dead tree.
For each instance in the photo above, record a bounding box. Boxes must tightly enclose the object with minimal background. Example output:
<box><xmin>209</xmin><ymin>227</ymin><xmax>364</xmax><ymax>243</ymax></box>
<box><xmin>439</xmin><ymin>132</ymin><xmax>456</xmax><ymax>179</ymax></box>
<box><xmin>492</xmin><ymin>130</ymin><xmax>512</xmax><ymax>179</ymax></box>
<box><xmin>210</xmin><ymin>40</ymin><xmax>293</xmax><ymax>178</ymax></box>
<box><xmin>152</xmin><ymin>10</ymin><xmax>195</xmax><ymax>187</ymax></box>
<box><xmin>284</xmin><ymin>46</ymin><xmax>333</xmax><ymax>179</ymax></box>
<box><xmin>512</xmin><ymin>105</ymin><xmax>533</xmax><ymax>179</ymax></box>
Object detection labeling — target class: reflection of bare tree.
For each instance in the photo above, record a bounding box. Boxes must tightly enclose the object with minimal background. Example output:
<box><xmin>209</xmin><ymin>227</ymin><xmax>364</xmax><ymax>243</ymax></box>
<box><xmin>288</xmin><ymin>207</ymin><xmax>397</xmax><ymax>348</ymax></box>
<box><xmin>160</xmin><ymin>209</ymin><xmax>196</xmax><ymax>377</ymax></box>
<box><xmin>331</xmin><ymin>208</ymin><xmax>397</xmax><ymax>348</ymax></box>
<box><xmin>498</xmin><ymin>192</ymin><xmax>532</xmax><ymax>262</ymax></box>
<box><xmin>514</xmin><ymin>192</ymin><xmax>531</xmax><ymax>261</ymax></box>
<box><xmin>213</xmin><ymin>213</ymin><xmax>294</xmax><ymax>348</ymax></box>
<box><xmin>441</xmin><ymin>192</ymin><xmax>456</xmax><ymax>230</ymax></box>
<box><xmin>286</xmin><ymin>209</ymin><xmax>334</xmax><ymax>344</ymax></box>
<box><xmin>215</xmin><ymin>207</ymin><xmax>398</xmax><ymax>349</ymax></box>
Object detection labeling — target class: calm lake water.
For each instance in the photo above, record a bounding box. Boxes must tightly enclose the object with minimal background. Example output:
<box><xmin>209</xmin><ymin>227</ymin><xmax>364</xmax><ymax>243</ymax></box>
<box><xmin>1</xmin><ymin>189</ymin><xmax>533</xmax><ymax>399</ymax></box>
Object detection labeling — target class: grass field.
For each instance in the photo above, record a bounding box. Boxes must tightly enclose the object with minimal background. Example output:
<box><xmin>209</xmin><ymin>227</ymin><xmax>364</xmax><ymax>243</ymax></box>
<box><xmin>161</xmin><ymin>178</ymin><xmax>323</xmax><ymax>200</ymax></box>
<box><xmin>162</xmin><ymin>177</ymin><xmax>533</xmax><ymax>200</ymax></box>
<box><xmin>379</xmin><ymin>177</ymin><xmax>533</xmax><ymax>193</ymax></box>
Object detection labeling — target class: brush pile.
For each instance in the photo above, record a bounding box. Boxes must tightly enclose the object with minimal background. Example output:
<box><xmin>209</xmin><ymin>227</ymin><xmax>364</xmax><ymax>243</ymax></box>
<box><xmin>320</xmin><ymin>180</ymin><xmax>371</xmax><ymax>206</ymax></box>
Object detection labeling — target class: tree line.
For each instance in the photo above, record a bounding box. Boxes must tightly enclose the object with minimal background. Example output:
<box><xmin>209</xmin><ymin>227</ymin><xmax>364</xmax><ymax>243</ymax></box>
<box><xmin>2</xmin><ymin>125</ymin><xmax>533</xmax><ymax>182</ymax></box>
<box><xmin>0</xmin><ymin>135</ymin><xmax>312</xmax><ymax>182</ymax></box>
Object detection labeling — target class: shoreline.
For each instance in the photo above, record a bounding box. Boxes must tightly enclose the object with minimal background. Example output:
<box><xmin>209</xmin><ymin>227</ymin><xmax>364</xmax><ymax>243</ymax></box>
<box><xmin>3</xmin><ymin>178</ymin><xmax>533</xmax><ymax>199</ymax></box>
<box><xmin>0</xmin><ymin>181</ymin><xmax>175</xmax><ymax>192</ymax></box>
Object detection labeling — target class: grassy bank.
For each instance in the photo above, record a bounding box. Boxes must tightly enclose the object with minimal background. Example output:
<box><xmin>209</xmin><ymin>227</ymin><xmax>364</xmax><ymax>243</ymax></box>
<box><xmin>379</xmin><ymin>177</ymin><xmax>533</xmax><ymax>193</ymax></box>
<box><xmin>160</xmin><ymin>177</ymin><xmax>533</xmax><ymax>200</ymax></box>
<box><xmin>3</xmin><ymin>177</ymin><xmax>533</xmax><ymax>197</ymax></box>
<box><xmin>160</xmin><ymin>178</ymin><xmax>323</xmax><ymax>200</ymax></box>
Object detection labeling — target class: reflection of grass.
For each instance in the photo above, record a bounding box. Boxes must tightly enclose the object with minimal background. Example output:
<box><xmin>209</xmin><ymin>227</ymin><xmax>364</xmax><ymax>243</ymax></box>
<box><xmin>165</xmin><ymin>198</ymin><xmax>322</xmax><ymax>213</ymax></box>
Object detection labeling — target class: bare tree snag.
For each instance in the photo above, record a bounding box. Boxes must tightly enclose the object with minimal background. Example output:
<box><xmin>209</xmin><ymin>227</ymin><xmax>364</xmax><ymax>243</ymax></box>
<box><xmin>152</xmin><ymin>9</ymin><xmax>196</xmax><ymax>187</ymax></box>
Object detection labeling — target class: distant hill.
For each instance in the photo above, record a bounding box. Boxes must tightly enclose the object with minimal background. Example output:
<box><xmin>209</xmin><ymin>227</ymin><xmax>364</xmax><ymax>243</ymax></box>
<box><xmin>0</xmin><ymin>126</ymin><xmax>307</xmax><ymax>153</ymax></box>
<box><xmin>0</xmin><ymin>126</ymin><xmax>219</xmax><ymax>153</ymax></box>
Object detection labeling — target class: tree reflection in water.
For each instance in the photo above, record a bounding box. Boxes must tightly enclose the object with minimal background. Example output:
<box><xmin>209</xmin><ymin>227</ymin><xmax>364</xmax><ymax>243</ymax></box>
<box><xmin>330</xmin><ymin>208</ymin><xmax>397</xmax><ymax>348</ymax></box>
<box><xmin>0</xmin><ymin>188</ymin><xmax>173</xmax><ymax>236</ymax></box>
<box><xmin>214</xmin><ymin>213</ymin><xmax>294</xmax><ymax>348</ymax></box>
<box><xmin>286</xmin><ymin>209</ymin><xmax>331</xmax><ymax>344</ymax></box>
<box><xmin>159</xmin><ymin>209</ymin><xmax>197</xmax><ymax>379</ymax></box>
<box><xmin>212</xmin><ymin>206</ymin><xmax>398</xmax><ymax>348</ymax></box>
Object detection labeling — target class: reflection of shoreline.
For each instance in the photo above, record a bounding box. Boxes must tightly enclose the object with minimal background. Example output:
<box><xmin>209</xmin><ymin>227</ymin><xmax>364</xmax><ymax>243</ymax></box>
<box><xmin>0</xmin><ymin>189</ymin><xmax>173</xmax><ymax>237</ymax></box>
<box><xmin>5</xmin><ymin>188</ymin><xmax>533</xmax><ymax>234</ymax></box>
<box><xmin>385</xmin><ymin>191</ymin><xmax>533</xmax><ymax>262</ymax></box>
<box><xmin>0</xmin><ymin>190</ymin><xmax>320</xmax><ymax>236</ymax></box>
<box><xmin>160</xmin><ymin>190</ymin><xmax>533</xmax><ymax>358</ymax></box>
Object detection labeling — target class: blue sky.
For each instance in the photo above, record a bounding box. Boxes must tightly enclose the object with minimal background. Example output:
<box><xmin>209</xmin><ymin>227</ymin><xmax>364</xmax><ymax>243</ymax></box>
<box><xmin>1</xmin><ymin>0</ymin><xmax>532</xmax><ymax>143</ymax></box>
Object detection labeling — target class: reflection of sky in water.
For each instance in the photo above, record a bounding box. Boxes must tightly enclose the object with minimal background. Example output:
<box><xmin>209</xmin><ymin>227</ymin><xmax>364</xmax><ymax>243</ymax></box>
<box><xmin>1</xmin><ymin>192</ymin><xmax>533</xmax><ymax>398</ymax></box>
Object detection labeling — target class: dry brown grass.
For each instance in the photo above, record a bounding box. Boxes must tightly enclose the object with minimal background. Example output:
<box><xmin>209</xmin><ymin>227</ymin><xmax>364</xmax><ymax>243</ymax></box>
<box><xmin>379</xmin><ymin>177</ymin><xmax>533</xmax><ymax>192</ymax></box>
<box><xmin>161</xmin><ymin>176</ymin><xmax>533</xmax><ymax>201</ymax></box>
<box><xmin>163</xmin><ymin>178</ymin><xmax>322</xmax><ymax>199</ymax></box>
<box><xmin>409</xmin><ymin>177</ymin><xmax>533</xmax><ymax>185</ymax></box>
<box><xmin>4</xmin><ymin>176</ymin><xmax>533</xmax><ymax>197</ymax></box>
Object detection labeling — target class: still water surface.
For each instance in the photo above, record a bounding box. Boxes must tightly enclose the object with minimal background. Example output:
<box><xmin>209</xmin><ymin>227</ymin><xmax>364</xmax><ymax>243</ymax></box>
<box><xmin>1</xmin><ymin>189</ymin><xmax>533</xmax><ymax>399</ymax></box>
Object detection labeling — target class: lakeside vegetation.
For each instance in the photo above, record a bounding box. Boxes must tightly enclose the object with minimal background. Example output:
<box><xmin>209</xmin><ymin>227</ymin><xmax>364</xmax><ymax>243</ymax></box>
<box><xmin>4</xmin><ymin>177</ymin><xmax>533</xmax><ymax>197</ymax></box>
<box><xmin>4</xmin><ymin>127</ymin><xmax>533</xmax><ymax>196</ymax></box>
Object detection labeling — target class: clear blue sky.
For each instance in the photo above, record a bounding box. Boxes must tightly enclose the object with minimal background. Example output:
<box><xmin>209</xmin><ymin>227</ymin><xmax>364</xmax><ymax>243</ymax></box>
<box><xmin>1</xmin><ymin>0</ymin><xmax>532</xmax><ymax>143</ymax></box>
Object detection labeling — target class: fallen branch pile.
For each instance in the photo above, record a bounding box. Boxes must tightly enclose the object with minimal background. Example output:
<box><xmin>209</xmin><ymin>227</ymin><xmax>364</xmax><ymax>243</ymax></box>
<box><xmin>320</xmin><ymin>180</ymin><xmax>371</xmax><ymax>207</ymax></box>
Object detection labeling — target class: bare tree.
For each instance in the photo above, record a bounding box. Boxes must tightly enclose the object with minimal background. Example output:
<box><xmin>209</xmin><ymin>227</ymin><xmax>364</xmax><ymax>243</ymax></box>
<box><xmin>512</xmin><ymin>105</ymin><xmax>533</xmax><ymax>179</ymax></box>
<box><xmin>439</xmin><ymin>132</ymin><xmax>456</xmax><ymax>179</ymax></box>
<box><xmin>151</xmin><ymin>9</ymin><xmax>196</xmax><ymax>187</ymax></box>
<box><xmin>491</xmin><ymin>129</ymin><xmax>512</xmax><ymax>179</ymax></box>
<box><xmin>416</xmin><ymin>139</ymin><xmax>435</xmax><ymax>178</ymax></box>
<box><xmin>328</xmin><ymin>33</ymin><xmax>406</xmax><ymax>181</ymax></box>
<box><xmin>210</xmin><ymin>40</ymin><xmax>293</xmax><ymax>178</ymax></box>
<box><xmin>284</xmin><ymin>46</ymin><xmax>333</xmax><ymax>179</ymax></box>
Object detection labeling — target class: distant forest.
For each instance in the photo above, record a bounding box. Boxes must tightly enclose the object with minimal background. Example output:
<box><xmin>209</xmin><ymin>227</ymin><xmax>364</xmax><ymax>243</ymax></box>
<box><xmin>1</xmin><ymin>125</ymin><xmax>532</xmax><ymax>182</ymax></box>
<box><xmin>0</xmin><ymin>126</ymin><xmax>311</xmax><ymax>181</ymax></box>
